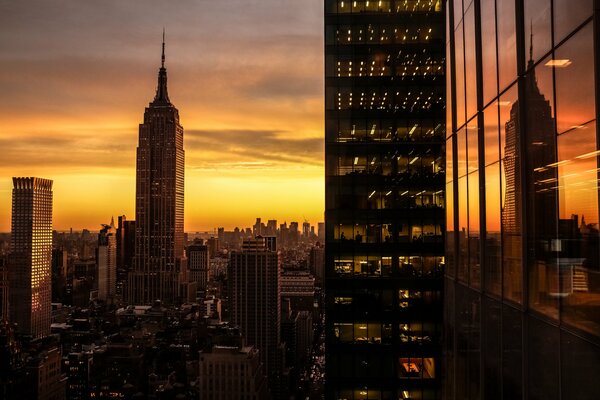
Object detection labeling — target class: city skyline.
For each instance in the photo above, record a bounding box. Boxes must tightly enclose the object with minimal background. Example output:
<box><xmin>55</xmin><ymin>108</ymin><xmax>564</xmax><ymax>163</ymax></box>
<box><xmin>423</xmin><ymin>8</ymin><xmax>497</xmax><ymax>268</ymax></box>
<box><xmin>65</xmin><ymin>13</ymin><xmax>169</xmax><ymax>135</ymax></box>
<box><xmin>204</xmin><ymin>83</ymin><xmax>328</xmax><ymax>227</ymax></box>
<box><xmin>0</xmin><ymin>0</ymin><xmax>324</xmax><ymax>232</ymax></box>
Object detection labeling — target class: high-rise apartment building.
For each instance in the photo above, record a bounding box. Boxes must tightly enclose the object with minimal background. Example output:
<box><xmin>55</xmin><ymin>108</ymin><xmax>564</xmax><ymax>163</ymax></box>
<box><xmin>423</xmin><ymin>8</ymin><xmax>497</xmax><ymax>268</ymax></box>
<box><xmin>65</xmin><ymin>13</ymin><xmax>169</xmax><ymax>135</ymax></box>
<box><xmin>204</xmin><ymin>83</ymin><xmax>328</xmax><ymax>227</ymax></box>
<box><xmin>199</xmin><ymin>344</ymin><xmax>268</xmax><ymax>400</ymax></box>
<box><xmin>325</xmin><ymin>1</ymin><xmax>445</xmax><ymax>398</ymax></box>
<box><xmin>229</xmin><ymin>237</ymin><xmax>282</xmax><ymax>393</ymax></box>
<box><xmin>9</xmin><ymin>177</ymin><xmax>53</xmax><ymax>339</ymax></box>
<box><xmin>116</xmin><ymin>215</ymin><xmax>135</xmax><ymax>296</ymax></box>
<box><xmin>445</xmin><ymin>0</ymin><xmax>600</xmax><ymax>398</ymax></box>
<box><xmin>128</xmin><ymin>36</ymin><xmax>188</xmax><ymax>305</ymax></box>
<box><xmin>188</xmin><ymin>240</ymin><xmax>209</xmax><ymax>291</ymax></box>
<box><xmin>97</xmin><ymin>221</ymin><xmax>116</xmax><ymax>302</ymax></box>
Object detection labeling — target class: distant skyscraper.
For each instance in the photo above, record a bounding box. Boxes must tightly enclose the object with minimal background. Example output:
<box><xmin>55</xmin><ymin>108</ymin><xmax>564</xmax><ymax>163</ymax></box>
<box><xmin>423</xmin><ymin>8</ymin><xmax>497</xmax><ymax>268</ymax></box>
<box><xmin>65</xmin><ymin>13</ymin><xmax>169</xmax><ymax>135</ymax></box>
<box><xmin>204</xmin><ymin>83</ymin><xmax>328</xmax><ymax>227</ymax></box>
<box><xmin>187</xmin><ymin>240</ymin><xmax>209</xmax><ymax>292</ymax></box>
<box><xmin>229</xmin><ymin>238</ymin><xmax>282</xmax><ymax>391</ymax></box>
<box><xmin>116</xmin><ymin>215</ymin><xmax>135</xmax><ymax>296</ymax></box>
<box><xmin>9</xmin><ymin>177</ymin><xmax>53</xmax><ymax>339</ymax></box>
<box><xmin>128</xmin><ymin>34</ymin><xmax>188</xmax><ymax>305</ymax></box>
<box><xmin>97</xmin><ymin>220</ymin><xmax>116</xmax><ymax>302</ymax></box>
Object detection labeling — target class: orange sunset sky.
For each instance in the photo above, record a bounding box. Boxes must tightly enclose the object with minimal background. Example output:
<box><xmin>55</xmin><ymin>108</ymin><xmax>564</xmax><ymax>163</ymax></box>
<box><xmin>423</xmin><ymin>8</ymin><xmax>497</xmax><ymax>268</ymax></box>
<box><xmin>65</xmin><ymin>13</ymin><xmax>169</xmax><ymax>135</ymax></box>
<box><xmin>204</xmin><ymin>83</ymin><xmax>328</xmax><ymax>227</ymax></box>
<box><xmin>0</xmin><ymin>1</ymin><xmax>324</xmax><ymax>232</ymax></box>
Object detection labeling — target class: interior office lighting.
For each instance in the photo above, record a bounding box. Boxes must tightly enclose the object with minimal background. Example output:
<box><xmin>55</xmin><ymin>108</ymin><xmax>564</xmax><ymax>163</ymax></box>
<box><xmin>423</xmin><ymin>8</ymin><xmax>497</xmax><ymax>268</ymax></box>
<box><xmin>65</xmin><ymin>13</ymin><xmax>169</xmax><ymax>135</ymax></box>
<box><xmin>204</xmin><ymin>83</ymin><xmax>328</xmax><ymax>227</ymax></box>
<box><xmin>545</xmin><ymin>59</ymin><xmax>572</xmax><ymax>67</ymax></box>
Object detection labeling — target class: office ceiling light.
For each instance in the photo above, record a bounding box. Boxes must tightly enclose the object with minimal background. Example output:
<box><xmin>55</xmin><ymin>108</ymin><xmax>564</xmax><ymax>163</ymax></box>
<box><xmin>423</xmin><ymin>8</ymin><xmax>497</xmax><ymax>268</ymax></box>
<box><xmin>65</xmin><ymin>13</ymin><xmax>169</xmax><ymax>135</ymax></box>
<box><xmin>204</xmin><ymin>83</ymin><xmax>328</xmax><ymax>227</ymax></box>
<box><xmin>545</xmin><ymin>59</ymin><xmax>572</xmax><ymax>67</ymax></box>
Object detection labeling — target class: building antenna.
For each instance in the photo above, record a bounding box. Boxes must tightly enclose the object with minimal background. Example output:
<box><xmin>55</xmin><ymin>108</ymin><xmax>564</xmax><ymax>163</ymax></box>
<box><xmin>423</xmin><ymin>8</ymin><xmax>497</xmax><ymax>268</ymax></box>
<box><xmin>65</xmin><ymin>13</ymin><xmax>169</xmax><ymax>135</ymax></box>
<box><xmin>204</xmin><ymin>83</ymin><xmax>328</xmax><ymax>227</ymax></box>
<box><xmin>162</xmin><ymin>27</ymin><xmax>166</xmax><ymax>68</ymax></box>
<box><xmin>529</xmin><ymin>19</ymin><xmax>533</xmax><ymax>62</ymax></box>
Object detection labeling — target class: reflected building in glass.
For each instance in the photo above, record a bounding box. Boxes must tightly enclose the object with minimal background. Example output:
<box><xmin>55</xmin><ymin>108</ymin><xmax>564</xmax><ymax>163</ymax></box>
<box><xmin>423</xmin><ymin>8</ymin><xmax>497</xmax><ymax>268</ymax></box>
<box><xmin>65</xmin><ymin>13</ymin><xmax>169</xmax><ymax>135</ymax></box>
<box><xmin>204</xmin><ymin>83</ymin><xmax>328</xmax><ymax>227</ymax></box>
<box><xmin>324</xmin><ymin>1</ymin><xmax>446</xmax><ymax>398</ymax></box>
<box><xmin>446</xmin><ymin>0</ymin><xmax>600</xmax><ymax>398</ymax></box>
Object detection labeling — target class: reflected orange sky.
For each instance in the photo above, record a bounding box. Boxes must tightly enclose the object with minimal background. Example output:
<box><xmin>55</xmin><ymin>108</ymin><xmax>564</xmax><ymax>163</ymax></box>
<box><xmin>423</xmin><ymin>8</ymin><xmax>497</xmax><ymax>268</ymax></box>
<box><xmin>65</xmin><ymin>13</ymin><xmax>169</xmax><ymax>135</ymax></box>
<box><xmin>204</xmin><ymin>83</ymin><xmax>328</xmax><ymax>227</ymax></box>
<box><xmin>0</xmin><ymin>1</ymin><xmax>324</xmax><ymax>231</ymax></box>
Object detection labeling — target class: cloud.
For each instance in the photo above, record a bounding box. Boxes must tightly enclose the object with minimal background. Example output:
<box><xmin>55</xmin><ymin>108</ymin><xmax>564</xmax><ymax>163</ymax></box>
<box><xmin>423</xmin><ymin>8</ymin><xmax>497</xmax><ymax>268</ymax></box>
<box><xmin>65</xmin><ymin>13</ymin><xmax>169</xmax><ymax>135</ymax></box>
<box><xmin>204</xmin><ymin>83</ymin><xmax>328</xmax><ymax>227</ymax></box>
<box><xmin>186</xmin><ymin>129</ymin><xmax>323</xmax><ymax>168</ymax></box>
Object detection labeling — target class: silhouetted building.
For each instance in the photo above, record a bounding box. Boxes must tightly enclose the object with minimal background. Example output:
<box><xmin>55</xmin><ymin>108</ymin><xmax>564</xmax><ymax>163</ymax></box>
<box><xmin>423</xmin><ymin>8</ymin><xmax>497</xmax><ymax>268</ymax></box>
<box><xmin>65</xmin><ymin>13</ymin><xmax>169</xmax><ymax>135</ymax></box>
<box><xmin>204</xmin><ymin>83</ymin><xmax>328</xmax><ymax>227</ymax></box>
<box><xmin>63</xmin><ymin>351</ymin><xmax>93</xmax><ymax>400</ymax></box>
<box><xmin>97</xmin><ymin>221</ymin><xmax>116</xmax><ymax>303</ymax></box>
<box><xmin>128</xmin><ymin>35</ymin><xmax>190</xmax><ymax>305</ymax></box>
<box><xmin>24</xmin><ymin>347</ymin><xmax>67</xmax><ymax>400</ymax></box>
<box><xmin>198</xmin><ymin>345</ymin><xmax>268</xmax><ymax>399</ymax></box>
<box><xmin>325</xmin><ymin>0</ymin><xmax>445</xmax><ymax>397</ymax></box>
<box><xmin>116</xmin><ymin>216</ymin><xmax>135</xmax><ymax>296</ymax></box>
<box><xmin>51</xmin><ymin>249</ymin><xmax>68</xmax><ymax>303</ymax></box>
<box><xmin>10</xmin><ymin>177</ymin><xmax>53</xmax><ymax>339</ymax></box>
<box><xmin>309</xmin><ymin>244</ymin><xmax>324</xmax><ymax>286</ymax></box>
<box><xmin>188</xmin><ymin>241</ymin><xmax>209</xmax><ymax>292</ymax></box>
<box><xmin>229</xmin><ymin>238</ymin><xmax>282</xmax><ymax>395</ymax></box>
<box><xmin>446</xmin><ymin>1</ymin><xmax>600</xmax><ymax>398</ymax></box>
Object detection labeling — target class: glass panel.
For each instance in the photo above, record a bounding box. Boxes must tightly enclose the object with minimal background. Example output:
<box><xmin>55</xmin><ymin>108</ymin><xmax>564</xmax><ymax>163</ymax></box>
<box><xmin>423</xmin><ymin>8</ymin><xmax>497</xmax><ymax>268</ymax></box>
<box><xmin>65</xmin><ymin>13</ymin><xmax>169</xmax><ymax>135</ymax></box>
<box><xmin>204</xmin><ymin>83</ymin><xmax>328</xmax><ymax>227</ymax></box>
<box><xmin>483</xmin><ymin>298</ymin><xmax>501</xmax><ymax>400</ymax></box>
<box><xmin>447</xmin><ymin>182</ymin><xmax>456</xmax><ymax>278</ymax></box>
<box><xmin>468</xmin><ymin>171</ymin><xmax>480</xmax><ymax>288</ymax></box>
<box><xmin>554</xmin><ymin>0</ymin><xmax>593</xmax><ymax>44</ymax></box>
<box><xmin>561</xmin><ymin>331</ymin><xmax>600</xmax><ymax>399</ymax></box>
<box><xmin>458</xmin><ymin>176</ymin><xmax>468</xmax><ymax>282</ymax></box>
<box><xmin>446</xmin><ymin>137</ymin><xmax>454</xmax><ymax>183</ymax></box>
<box><xmin>464</xmin><ymin>5</ymin><xmax>477</xmax><ymax>121</ymax></box>
<box><xmin>480</xmin><ymin>0</ymin><xmax>497</xmax><ymax>105</ymax></box>
<box><xmin>467</xmin><ymin>121</ymin><xmax>479</xmax><ymax>174</ymax></box>
<box><xmin>499</xmin><ymin>84</ymin><xmax>519</xmax><ymax>161</ymax></box>
<box><xmin>529</xmin><ymin>317</ymin><xmax>560</xmax><ymax>400</ymax></box>
<box><xmin>457</xmin><ymin>127</ymin><xmax>467</xmax><ymax>178</ymax></box>
<box><xmin>484</xmin><ymin>102</ymin><xmax>500</xmax><ymax>166</ymax></box>
<box><xmin>455</xmin><ymin>22</ymin><xmax>466</xmax><ymax>128</ymax></box>
<box><xmin>557</xmin><ymin>121</ymin><xmax>600</xmax><ymax>338</ymax></box>
<box><xmin>526</xmin><ymin>56</ymin><xmax>559</xmax><ymax>320</ymax></box>
<box><xmin>502</xmin><ymin>305</ymin><xmax>523</xmax><ymax>399</ymax></box>
<box><xmin>496</xmin><ymin>0</ymin><xmax>517</xmax><ymax>92</ymax></box>
<box><xmin>453</xmin><ymin>0</ymin><xmax>463</xmax><ymax>29</ymax></box>
<box><xmin>555</xmin><ymin>22</ymin><xmax>595</xmax><ymax>135</ymax></box>
<box><xmin>500</xmin><ymin>83</ymin><xmax>522</xmax><ymax>304</ymax></box>
<box><xmin>524</xmin><ymin>0</ymin><xmax>552</xmax><ymax>64</ymax></box>
<box><xmin>485</xmin><ymin>162</ymin><xmax>502</xmax><ymax>296</ymax></box>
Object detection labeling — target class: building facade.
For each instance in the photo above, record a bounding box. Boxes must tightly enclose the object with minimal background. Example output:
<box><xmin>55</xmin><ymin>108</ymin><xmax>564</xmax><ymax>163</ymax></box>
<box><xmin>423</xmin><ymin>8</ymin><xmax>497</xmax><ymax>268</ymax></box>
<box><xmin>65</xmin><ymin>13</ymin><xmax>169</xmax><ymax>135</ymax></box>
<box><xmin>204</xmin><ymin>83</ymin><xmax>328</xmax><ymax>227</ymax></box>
<box><xmin>9</xmin><ymin>177</ymin><xmax>53</xmax><ymax>339</ymax></box>
<box><xmin>198</xmin><ymin>345</ymin><xmax>268</xmax><ymax>400</ymax></box>
<box><xmin>445</xmin><ymin>0</ymin><xmax>600</xmax><ymax>398</ymax></box>
<box><xmin>228</xmin><ymin>238</ymin><xmax>282</xmax><ymax>393</ymax></box>
<box><xmin>97</xmin><ymin>221</ymin><xmax>116</xmax><ymax>302</ymax></box>
<box><xmin>188</xmin><ymin>241</ymin><xmax>209</xmax><ymax>292</ymax></box>
<box><xmin>116</xmin><ymin>215</ymin><xmax>135</xmax><ymax>296</ymax></box>
<box><xmin>128</xmin><ymin>37</ymin><xmax>188</xmax><ymax>305</ymax></box>
<box><xmin>324</xmin><ymin>1</ymin><xmax>446</xmax><ymax>398</ymax></box>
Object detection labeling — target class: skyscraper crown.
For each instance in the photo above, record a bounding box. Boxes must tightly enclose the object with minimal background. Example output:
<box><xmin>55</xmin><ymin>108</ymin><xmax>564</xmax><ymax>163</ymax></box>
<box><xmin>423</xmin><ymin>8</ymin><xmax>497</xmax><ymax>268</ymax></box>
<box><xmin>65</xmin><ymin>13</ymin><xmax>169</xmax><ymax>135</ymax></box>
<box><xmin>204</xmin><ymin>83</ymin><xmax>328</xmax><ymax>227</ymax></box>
<box><xmin>153</xmin><ymin>29</ymin><xmax>170</xmax><ymax>105</ymax></box>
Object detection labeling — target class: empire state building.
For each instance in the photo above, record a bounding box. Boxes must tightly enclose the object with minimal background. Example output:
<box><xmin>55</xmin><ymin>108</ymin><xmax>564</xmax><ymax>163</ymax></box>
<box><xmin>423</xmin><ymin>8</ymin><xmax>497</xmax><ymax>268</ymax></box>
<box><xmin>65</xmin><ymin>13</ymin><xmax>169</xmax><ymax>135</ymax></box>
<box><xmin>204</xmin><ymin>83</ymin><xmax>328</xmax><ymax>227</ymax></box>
<box><xmin>128</xmin><ymin>35</ymin><xmax>189</xmax><ymax>305</ymax></box>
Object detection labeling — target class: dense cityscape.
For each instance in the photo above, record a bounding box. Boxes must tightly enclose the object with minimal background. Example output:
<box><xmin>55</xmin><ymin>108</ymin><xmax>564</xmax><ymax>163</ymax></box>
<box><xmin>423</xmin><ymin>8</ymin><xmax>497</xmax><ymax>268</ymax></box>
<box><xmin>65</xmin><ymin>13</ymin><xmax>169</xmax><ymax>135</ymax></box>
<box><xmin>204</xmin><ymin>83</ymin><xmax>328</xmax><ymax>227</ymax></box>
<box><xmin>2</xmin><ymin>0</ymin><xmax>600</xmax><ymax>399</ymax></box>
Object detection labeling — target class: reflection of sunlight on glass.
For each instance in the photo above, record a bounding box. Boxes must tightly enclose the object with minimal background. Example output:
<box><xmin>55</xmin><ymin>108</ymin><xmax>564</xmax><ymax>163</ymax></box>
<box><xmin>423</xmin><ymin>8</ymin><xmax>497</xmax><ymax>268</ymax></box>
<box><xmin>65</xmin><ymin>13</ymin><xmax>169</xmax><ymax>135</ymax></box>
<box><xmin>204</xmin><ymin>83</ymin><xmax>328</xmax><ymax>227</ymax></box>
<box><xmin>496</xmin><ymin>100</ymin><xmax>512</xmax><ymax>106</ymax></box>
<box><xmin>569</xmin><ymin>125</ymin><xmax>589</xmax><ymax>131</ymax></box>
<box><xmin>545</xmin><ymin>59</ymin><xmax>572</xmax><ymax>67</ymax></box>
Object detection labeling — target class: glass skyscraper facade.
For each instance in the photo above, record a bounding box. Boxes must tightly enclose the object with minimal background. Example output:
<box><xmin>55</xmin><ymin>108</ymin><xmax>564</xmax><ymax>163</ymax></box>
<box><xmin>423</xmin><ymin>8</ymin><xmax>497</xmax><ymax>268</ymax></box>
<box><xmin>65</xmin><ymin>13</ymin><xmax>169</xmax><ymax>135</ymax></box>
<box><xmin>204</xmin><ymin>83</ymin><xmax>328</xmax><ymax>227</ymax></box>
<box><xmin>445</xmin><ymin>0</ymin><xmax>600</xmax><ymax>398</ymax></box>
<box><xmin>325</xmin><ymin>1</ymin><xmax>446</xmax><ymax>398</ymax></box>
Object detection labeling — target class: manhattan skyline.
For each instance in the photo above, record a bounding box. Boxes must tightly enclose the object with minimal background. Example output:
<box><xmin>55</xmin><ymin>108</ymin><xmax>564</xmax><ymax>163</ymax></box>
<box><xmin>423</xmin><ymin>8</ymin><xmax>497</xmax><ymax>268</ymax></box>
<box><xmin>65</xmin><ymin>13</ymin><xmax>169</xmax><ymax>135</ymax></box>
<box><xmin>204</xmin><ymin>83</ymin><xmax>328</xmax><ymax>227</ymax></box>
<box><xmin>0</xmin><ymin>0</ymin><xmax>324</xmax><ymax>231</ymax></box>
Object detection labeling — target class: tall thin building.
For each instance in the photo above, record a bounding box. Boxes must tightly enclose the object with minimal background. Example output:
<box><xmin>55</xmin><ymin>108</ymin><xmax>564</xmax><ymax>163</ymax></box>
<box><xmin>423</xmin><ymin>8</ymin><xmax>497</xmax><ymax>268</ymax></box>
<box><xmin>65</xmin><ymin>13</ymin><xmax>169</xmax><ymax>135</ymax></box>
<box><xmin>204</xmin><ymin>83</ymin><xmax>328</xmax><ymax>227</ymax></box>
<box><xmin>128</xmin><ymin>34</ymin><xmax>187</xmax><ymax>305</ymax></box>
<box><xmin>116</xmin><ymin>215</ymin><xmax>135</xmax><ymax>296</ymax></box>
<box><xmin>325</xmin><ymin>1</ymin><xmax>445</xmax><ymax>398</ymax></box>
<box><xmin>97</xmin><ymin>220</ymin><xmax>116</xmax><ymax>302</ymax></box>
<box><xmin>9</xmin><ymin>177</ymin><xmax>53</xmax><ymax>339</ymax></box>
<box><xmin>187</xmin><ymin>240</ymin><xmax>209</xmax><ymax>292</ymax></box>
<box><xmin>229</xmin><ymin>237</ymin><xmax>282</xmax><ymax>393</ymax></box>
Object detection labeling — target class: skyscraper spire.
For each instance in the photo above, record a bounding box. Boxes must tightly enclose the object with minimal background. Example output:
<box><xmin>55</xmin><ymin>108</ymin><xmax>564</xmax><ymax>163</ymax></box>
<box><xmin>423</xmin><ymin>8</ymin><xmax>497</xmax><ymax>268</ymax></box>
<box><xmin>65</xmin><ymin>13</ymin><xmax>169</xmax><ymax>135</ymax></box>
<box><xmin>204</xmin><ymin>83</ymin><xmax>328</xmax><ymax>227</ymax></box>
<box><xmin>529</xmin><ymin>19</ymin><xmax>533</xmax><ymax>63</ymax></box>
<box><xmin>162</xmin><ymin>28</ymin><xmax>165</xmax><ymax>69</ymax></box>
<box><xmin>153</xmin><ymin>29</ymin><xmax>170</xmax><ymax>105</ymax></box>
